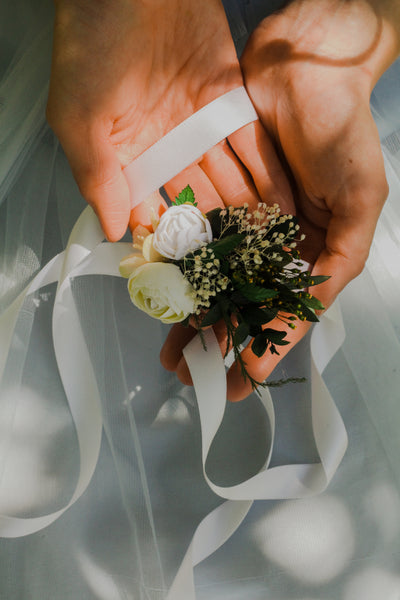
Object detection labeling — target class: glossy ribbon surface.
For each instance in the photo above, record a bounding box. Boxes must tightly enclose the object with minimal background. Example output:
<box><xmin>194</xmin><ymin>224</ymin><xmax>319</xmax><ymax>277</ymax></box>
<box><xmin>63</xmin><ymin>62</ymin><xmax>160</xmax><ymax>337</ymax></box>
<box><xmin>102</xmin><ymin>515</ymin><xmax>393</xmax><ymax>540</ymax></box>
<box><xmin>0</xmin><ymin>88</ymin><xmax>347</xmax><ymax>599</ymax></box>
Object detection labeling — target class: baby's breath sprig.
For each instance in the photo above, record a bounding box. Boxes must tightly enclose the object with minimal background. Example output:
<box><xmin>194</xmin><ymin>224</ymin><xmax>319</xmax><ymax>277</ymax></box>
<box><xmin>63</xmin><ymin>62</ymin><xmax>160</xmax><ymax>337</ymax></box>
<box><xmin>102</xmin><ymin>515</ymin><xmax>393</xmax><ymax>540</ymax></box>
<box><xmin>181</xmin><ymin>246</ymin><xmax>231</xmax><ymax>314</ymax></box>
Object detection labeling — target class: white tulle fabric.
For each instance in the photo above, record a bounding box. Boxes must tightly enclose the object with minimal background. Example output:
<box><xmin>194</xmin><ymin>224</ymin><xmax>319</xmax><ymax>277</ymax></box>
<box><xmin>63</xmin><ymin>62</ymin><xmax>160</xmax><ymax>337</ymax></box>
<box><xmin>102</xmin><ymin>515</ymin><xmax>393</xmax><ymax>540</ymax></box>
<box><xmin>1</xmin><ymin>1</ymin><xmax>400</xmax><ymax>599</ymax></box>
<box><xmin>0</xmin><ymin>86</ymin><xmax>348</xmax><ymax>600</ymax></box>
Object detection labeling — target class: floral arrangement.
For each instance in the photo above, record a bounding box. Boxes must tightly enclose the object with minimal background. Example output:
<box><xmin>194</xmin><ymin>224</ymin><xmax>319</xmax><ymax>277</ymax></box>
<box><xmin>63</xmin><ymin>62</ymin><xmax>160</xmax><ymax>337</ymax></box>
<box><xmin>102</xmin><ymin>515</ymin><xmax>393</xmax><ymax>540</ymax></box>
<box><xmin>120</xmin><ymin>186</ymin><xmax>328</xmax><ymax>389</ymax></box>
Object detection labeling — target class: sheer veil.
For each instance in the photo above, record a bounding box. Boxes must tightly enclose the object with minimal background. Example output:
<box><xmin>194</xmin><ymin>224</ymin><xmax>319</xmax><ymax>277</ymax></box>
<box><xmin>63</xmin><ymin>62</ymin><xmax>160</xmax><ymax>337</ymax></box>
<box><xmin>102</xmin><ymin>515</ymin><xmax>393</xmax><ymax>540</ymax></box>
<box><xmin>1</xmin><ymin>1</ymin><xmax>400</xmax><ymax>598</ymax></box>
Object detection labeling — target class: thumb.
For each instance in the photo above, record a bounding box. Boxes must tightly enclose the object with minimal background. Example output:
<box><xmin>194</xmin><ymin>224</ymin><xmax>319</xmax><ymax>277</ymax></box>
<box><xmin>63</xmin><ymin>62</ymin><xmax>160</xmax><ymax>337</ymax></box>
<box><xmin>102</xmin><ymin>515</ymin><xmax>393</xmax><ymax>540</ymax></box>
<box><xmin>54</xmin><ymin>121</ymin><xmax>131</xmax><ymax>241</ymax></box>
<box><xmin>310</xmin><ymin>178</ymin><xmax>388</xmax><ymax>310</ymax></box>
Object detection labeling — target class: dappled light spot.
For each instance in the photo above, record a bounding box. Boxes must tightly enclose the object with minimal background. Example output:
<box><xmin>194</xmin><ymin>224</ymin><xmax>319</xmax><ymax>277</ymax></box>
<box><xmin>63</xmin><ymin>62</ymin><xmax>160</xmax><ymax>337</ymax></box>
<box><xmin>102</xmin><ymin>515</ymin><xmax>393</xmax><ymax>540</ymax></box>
<box><xmin>363</xmin><ymin>482</ymin><xmax>400</xmax><ymax>543</ymax></box>
<box><xmin>151</xmin><ymin>396</ymin><xmax>192</xmax><ymax>428</ymax></box>
<box><xmin>0</xmin><ymin>385</ymin><xmax>77</xmax><ymax>516</ymax></box>
<box><xmin>251</xmin><ymin>495</ymin><xmax>355</xmax><ymax>584</ymax></box>
<box><xmin>344</xmin><ymin>567</ymin><xmax>400</xmax><ymax>600</ymax></box>
<box><xmin>76</xmin><ymin>550</ymin><xmax>126</xmax><ymax>600</ymax></box>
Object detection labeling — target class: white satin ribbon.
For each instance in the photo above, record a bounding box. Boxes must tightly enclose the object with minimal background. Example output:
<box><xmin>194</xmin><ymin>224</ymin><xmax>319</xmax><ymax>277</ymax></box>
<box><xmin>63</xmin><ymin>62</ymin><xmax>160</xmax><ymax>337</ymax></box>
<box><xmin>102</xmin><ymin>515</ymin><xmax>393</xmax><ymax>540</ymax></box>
<box><xmin>123</xmin><ymin>87</ymin><xmax>258</xmax><ymax>208</ymax></box>
<box><xmin>0</xmin><ymin>209</ymin><xmax>132</xmax><ymax>537</ymax></box>
<box><xmin>0</xmin><ymin>87</ymin><xmax>348</xmax><ymax>599</ymax></box>
<box><xmin>167</xmin><ymin>303</ymin><xmax>346</xmax><ymax>600</ymax></box>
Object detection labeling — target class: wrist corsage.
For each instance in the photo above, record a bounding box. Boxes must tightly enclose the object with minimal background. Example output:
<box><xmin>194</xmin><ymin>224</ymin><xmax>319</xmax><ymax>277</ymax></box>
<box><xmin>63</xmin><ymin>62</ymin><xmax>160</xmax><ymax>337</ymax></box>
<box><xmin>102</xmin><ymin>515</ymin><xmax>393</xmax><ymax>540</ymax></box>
<box><xmin>120</xmin><ymin>186</ymin><xmax>328</xmax><ymax>390</ymax></box>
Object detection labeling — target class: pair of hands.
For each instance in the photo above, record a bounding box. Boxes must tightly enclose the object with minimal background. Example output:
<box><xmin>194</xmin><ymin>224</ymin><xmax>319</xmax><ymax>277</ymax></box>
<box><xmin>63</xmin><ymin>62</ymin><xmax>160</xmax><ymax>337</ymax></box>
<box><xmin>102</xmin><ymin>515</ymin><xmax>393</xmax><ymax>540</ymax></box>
<box><xmin>47</xmin><ymin>0</ymin><xmax>395</xmax><ymax>401</ymax></box>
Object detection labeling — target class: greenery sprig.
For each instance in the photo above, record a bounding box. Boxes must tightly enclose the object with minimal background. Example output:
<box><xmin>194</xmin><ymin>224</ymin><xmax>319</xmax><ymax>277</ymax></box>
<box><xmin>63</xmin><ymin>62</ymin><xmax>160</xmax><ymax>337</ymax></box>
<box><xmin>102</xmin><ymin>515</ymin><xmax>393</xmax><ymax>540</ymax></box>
<box><xmin>177</xmin><ymin>195</ymin><xmax>329</xmax><ymax>391</ymax></box>
<box><xmin>121</xmin><ymin>184</ymin><xmax>329</xmax><ymax>392</ymax></box>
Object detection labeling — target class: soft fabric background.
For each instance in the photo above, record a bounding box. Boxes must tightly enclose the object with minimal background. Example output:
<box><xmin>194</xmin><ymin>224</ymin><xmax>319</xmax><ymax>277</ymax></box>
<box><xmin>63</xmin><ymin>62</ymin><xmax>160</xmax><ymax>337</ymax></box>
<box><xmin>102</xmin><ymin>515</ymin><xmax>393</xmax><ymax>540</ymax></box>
<box><xmin>1</xmin><ymin>1</ymin><xmax>400</xmax><ymax>598</ymax></box>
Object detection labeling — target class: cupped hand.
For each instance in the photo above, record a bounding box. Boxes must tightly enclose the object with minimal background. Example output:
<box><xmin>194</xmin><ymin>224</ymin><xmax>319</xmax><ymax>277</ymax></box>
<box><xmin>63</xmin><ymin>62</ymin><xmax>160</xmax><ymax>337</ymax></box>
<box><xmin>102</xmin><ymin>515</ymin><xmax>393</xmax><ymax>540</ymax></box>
<box><xmin>162</xmin><ymin>0</ymin><xmax>396</xmax><ymax>402</ymax></box>
<box><xmin>241</xmin><ymin>0</ymin><xmax>392</xmax><ymax>306</ymax></box>
<box><xmin>228</xmin><ymin>0</ymin><xmax>392</xmax><ymax>400</ymax></box>
<box><xmin>47</xmin><ymin>0</ymin><xmax>288</xmax><ymax>241</ymax></box>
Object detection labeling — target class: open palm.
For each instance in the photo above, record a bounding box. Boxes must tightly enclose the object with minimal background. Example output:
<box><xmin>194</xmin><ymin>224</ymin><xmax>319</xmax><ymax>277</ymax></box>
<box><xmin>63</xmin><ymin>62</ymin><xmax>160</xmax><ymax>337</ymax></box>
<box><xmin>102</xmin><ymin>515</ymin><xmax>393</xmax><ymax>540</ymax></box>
<box><xmin>48</xmin><ymin>0</ymin><xmax>284</xmax><ymax>240</ymax></box>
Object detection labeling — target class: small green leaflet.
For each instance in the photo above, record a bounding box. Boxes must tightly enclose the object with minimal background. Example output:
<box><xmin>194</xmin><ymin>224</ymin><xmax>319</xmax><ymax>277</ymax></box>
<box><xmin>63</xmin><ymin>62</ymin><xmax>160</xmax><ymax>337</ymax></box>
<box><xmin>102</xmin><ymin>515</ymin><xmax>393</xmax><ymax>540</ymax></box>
<box><xmin>296</xmin><ymin>302</ymin><xmax>319</xmax><ymax>322</ymax></box>
<box><xmin>241</xmin><ymin>306</ymin><xmax>278</xmax><ymax>326</ymax></box>
<box><xmin>174</xmin><ymin>185</ymin><xmax>197</xmax><ymax>206</ymax></box>
<box><xmin>300</xmin><ymin>295</ymin><xmax>325</xmax><ymax>311</ymax></box>
<box><xmin>235</xmin><ymin>283</ymin><xmax>278</xmax><ymax>303</ymax></box>
<box><xmin>205</xmin><ymin>207</ymin><xmax>223</xmax><ymax>237</ymax></box>
<box><xmin>233</xmin><ymin>321</ymin><xmax>250</xmax><ymax>346</ymax></box>
<box><xmin>262</xmin><ymin>328</ymin><xmax>290</xmax><ymax>345</ymax></box>
<box><xmin>307</xmin><ymin>275</ymin><xmax>331</xmax><ymax>286</ymax></box>
<box><xmin>252</xmin><ymin>328</ymin><xmax>289</xmax><ymax>358</ymax></box>
<box><xmin>199</xmin><ymin>302</ymin><xmax>223</xmax><ymax>328</ymax></box>
<box><xmin>208</xmin><ymin>233</ymin><xmax>245</xmax><ymax>259</ymax></box>
<box><xmin>252</xmin><ymin>333</ymin><xmax>269</xmax><ymax>357</ymax></box>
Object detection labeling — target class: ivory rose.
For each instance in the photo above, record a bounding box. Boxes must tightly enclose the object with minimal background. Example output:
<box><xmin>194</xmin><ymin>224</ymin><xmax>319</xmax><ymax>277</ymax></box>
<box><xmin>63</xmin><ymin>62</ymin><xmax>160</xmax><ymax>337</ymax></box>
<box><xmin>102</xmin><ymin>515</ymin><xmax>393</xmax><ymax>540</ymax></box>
<box><xmin>152</xmin><ymin>204</ymin><xmax>213</xmax><ymax>260</ymax></box>
<box><xmin>127</xmin><ymin>262</ymin><xmax>195</xmax><ymax>323</ymax></box>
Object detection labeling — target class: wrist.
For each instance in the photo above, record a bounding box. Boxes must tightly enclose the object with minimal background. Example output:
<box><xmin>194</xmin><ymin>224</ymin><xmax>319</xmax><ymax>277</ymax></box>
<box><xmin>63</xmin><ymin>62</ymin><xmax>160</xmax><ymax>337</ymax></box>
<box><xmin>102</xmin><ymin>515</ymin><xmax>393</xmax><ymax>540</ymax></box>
<box><xmin>264</xmin><ymin>0</ymin><xmax>400</xmax><ymax>90</ymax></box>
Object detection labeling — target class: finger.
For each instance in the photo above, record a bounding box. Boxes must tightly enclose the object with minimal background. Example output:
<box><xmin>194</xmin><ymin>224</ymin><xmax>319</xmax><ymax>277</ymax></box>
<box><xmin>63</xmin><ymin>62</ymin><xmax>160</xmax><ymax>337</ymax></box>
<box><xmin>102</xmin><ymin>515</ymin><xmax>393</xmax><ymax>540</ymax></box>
<box><xmin>160</xmin><ymin>324</ymin><xmax>198</xmax><ymax>376</ymax></box>
<box><xmin>54</xmin><ymin>121</ymin><xmax>131</xmax><ymax>241</ymax></box>
<box><xmin>228</xmin><ymin>120</ymin><xmax>295</xmax><ymax>213</ymax></box>
<box><xmin>175</xmin><ymin>319</ymin><xmax>231</xmax><ymax>386</ymax></box>
<box><xmin>129</xmin><ymin>190</ymin><xmax>168</xmax><ymax>232</ymax></box>
<box><xmin>227</xmin><ymin>318</ymin><xmax>311</xmax><ymax>402</ymax></box>
<box><xmin>163</xmin><ymin>163</ymin><xmax>224</xmax><ymax>212</ymax></box>
<box><xmin>311</xmin><ymin>176</ymin><xmax>388</xmax><ymax>309</ymax></box>
<box><xmin>160</xmin><ymin>319</ymin><xmax>230</xmax><ymax>386</ymax></box>
<box><xmin>198</xmin><ymin>138</ymin><xmax>260</xmax><ymax>209</ymax></box>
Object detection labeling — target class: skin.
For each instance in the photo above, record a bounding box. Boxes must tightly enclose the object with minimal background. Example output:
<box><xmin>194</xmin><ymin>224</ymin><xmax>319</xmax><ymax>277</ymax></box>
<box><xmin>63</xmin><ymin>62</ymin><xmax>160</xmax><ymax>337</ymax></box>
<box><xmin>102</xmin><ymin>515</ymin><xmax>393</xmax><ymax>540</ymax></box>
<box><xmin>48</xmin><ymin>0</ymin><xmax>400</xmax><ymax>402</ymax></box>
<box><xmin>161</xmin><ymin>0</ymin><xmax>400</xmax><ymax>401</ymax></box>
<box><xmin>47</xmin><ymin>0</ymin><xmax>289</xmax><ymax>241</ymax></box>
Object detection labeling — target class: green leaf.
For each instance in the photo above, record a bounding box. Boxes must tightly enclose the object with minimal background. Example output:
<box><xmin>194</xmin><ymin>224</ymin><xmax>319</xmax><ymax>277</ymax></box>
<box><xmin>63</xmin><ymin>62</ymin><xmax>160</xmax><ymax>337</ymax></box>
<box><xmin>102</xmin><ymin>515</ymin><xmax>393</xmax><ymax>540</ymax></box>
<box><xmin>174</xmin><ymin>185</ymin><xmax>197</xmax><ymax>206</ymax></box>
<box><xmin>235</xmin><ymin>283</ymin><xmax>278</xmax><ymax>303</ymax></box>
<box><xmin>283</xmin><ymin>276</ymin><xmax>309</xmax><ymax>290</ymax></box>
<box><xmin>248</xmin><ymin>323</ymin><xmax>263</xmax><ymax>338</ymax></box>
<box><xmin>242</xmin><ymin>306</ymin><xmax>277</xmax><ymax>326</ymax></box>
<box><xmin>209</xmin><ymin>233</ymin><xmax>245</xmax><ymax>258</ymax></box>
<box><xmin>306</xmin><ymin>275</ymin><xmax>331</xmax><ymax>286</ymax></box>
<box><xmin>220</xmin><ymin>260</ymin><xmax>230</xmax><ymax>276</ymax></box>
<box><xmin>263</xmin><ymin>328</ymin><xmax>290</xmax><ymax>345</ymax></box>
<box><xmin>233</xmin><ymin>321</ymin><xmax>250</xmax><ymax>346</ymax></box>
<box><xmin>297</xmin><ymin>302</ymin><xmax>319</xmax><ymax>323</ymax></box>
<box><xmin>252</xmin><ymin>333</ymin><xmax>270</xmax><ymax>358</ymax></box>
<box><xmin>199</xmin><ymin>302</ymin><xmax>223</xmax><ymax>328</ymax></box>
<box><xmin>300</xmin><ymin>295</ymin><xmax>325</xmax><ymax>311</ymax></box>
<box><xmin>251</xmin><ymin>329</ymin><xmax>289</xmax><ymax>357</ymax></box>
<box><xmin>230</xmin><ymin>290</ymin><xmax>252</xmax><ymax>305</ymax></box>
<box><xmin>205</xmin><ymin>207</ymin><xmax>223</xmax><ymax>237</ymax></box>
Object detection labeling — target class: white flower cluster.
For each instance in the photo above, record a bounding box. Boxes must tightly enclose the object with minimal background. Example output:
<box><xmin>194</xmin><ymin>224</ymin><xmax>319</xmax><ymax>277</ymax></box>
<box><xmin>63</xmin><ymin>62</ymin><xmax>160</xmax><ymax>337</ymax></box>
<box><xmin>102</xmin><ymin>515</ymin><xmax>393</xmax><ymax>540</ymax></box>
<box><xmin>182</xmin><ymin>247</ymin><xmax>230</xmax><ymax>314</ymax></box>
<box><xmin>120</xmin><ymin>199</ymin><xmax>305</xmax><ymax>326</ymax></box>
<box><xmin>119</xmin><ymin>203</ymin><xmax>212</xmax><ymax>323</ymax></box>
<box><xmin>220</xmin><ymin>203</ymin><xmax>303</xmax><ymax>279</ymax></box>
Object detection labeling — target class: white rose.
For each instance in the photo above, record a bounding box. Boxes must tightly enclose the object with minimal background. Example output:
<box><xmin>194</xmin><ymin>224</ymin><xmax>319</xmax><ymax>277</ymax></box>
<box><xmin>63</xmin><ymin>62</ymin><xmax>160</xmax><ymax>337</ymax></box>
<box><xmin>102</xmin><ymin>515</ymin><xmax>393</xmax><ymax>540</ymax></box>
<box><xmin>152</xmin><ymin>204</ymin><xmax>213</xmax><ymax>260</ymax></box>
<box><xmin>127</xmin><ymin>262</ymin><xmax>195</xmax><ymax>323</ymax></box>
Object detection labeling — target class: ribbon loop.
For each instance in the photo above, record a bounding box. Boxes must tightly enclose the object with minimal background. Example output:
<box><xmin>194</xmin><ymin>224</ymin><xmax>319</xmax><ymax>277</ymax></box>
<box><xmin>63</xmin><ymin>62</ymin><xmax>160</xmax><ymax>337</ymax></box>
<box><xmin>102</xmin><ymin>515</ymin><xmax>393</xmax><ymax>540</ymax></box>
<box><xmin>0</xmin><ymin>88</ymin><xmax>347</xmax><ymax>600</ymax></box>
<box><xmin>123</xmin><ymin>87</ymin><xmax>258</xmax><ymax>208</ymax></box>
